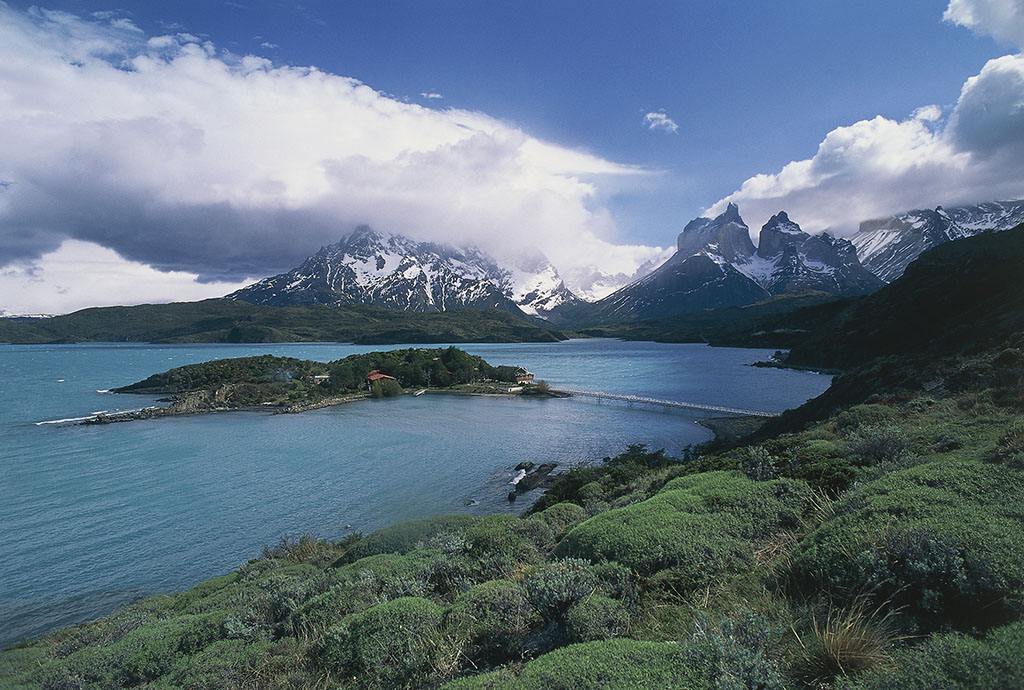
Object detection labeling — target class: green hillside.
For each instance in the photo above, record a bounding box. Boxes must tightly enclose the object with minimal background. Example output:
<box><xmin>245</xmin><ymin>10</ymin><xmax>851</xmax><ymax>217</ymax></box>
<box><xmin>0</xmin><ymin>299</ymin><xmax>567</xmax><ymax>345</ymax></box>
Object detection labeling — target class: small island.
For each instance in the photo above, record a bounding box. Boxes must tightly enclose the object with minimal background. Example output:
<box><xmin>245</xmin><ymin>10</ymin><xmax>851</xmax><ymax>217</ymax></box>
<box><xmin>82</xmin><ymin>347</ymin><xmax>554</xmax><ymax>425</ymax></box>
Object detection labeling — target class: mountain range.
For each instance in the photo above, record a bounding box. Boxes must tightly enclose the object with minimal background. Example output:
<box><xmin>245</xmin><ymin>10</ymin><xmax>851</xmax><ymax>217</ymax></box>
<box><xmin>851</xmin><ymin>200</ymin><xmax>1024</xmax><ymax>282</ymax></box>
<box><xmin>229</xmin><ymin>227</ymin><xmax>580</xmax><ymax>319</ymax></box>
<box><xmin>576</xmin><ymin>204</ymin><xmax>881</xmax><ymax>322</ymax></box>
<box><xmin>227</xmin><ymin>198</ymin><xmax>1023</xmax><ymax>326</ymax></box>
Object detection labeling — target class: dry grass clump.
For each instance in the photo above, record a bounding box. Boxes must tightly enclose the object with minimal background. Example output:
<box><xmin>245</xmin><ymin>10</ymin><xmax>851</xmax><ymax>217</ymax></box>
<box><xmin>790</xmin><ymin>597</ymin><xmax>899</xmax><ymax>684</ymax></box>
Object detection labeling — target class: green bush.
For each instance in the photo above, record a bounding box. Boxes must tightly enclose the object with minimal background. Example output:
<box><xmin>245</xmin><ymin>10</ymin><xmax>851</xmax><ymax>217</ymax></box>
<box><xmin>440</xmin><ymin>639</ymin><xmax>698</xmax><ymax>689</ymax></box>
<box><xmin>684</xmin><ymin>613</ymin><xmax>786</xmax><ymax>690</ymax></box>
<box><xmin>789</xmin><ymin>460</ymin><xmax>1024</xmax><ymax>631</ymax></box>
<box><xmin>590</xmin><ymin>561</ymin><xmax>637</xmax><ymax>602</ymax></box>
<box><xmin>520</xmin><ymin>502</ymin><xmax>587</xmax><ymax>550</ymax></box>
<box><xmin>224</xmin><ymin>565</ymin><xmax>325</xmax><ymax>640</ymax></box>
<box><xmin>314</xmin><ymin>596</ymin><xmax>458</xmax><ymax>689</ymax></box>
<box><xmin>524</xmin><ymin>559</ymin><xmax>599</xmax><ymax>622</ymax></box>
<box><xmin>564</xmin><ymin>594</ymin><xmax>629</xmax><ymax>642</ymax></box>
<box><xmin>846</xmin><ymin>424</ymin><xmax>911</xmax><ymax>466</ymax></box>
<box><xmin>148</xmin><ymin>639</ymin><xmax>271</xmax><ymax>689</ymax></box>
<box><xmin>837</xmin><ymin>621</ymin><xmax>1024</xmax><ymax>690</ymax></box>
<box><xmin>57</xmin><ymin>612</ymin><xmax>225</xmax><ymax>686</ymax></box>
<box><xmin>743</xmin><ymin>446</ymin><xmax>779</xmax><ymax>481</ymax></box>
<box><xmin>342</xmin><ymin>515</ymin><xmax>476</xmax><ymax>561</ymax></box>
<box><xmin>556</xmin><ymin>471</ymin><xmax>810</xmax><ymax>578</ymax></box>
<box><xmin>443</xmin><ymin>625</ymin><xmax>786</xmax><ymax>690</ymax></box>
<box><xmin>463</xmin><ymin>515</ymin><xmax>542</xmax><ymax>580</ymax></box>
<box><xmin>448</xmin><ymin>580</ymin><xmax>540</xmax><ymax>663</ymax></box>
<box><xmin>989</xmin><ymin>421</ymin><xmax>1024</xmax><ymax>467</ymax></box>
<box><xmin>833</xmin><ymin>404</ymin><xmax>898</xmax><ymax>433</ymax></box>
<box><xmin>295</xmin><ymin>551</ymin><xmax>440</xmax><ymax>638</ymax></box>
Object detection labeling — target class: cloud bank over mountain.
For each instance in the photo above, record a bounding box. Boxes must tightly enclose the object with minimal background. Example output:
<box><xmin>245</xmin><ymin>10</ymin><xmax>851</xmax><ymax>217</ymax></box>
<box><xmin>0</xmin><ymin>4</ymin><xmax>664</xmax><ymax>306</ymax></box>
<box><xmin>706</xmin><ymin>0</ymin><xmax>1024</xmax><ymax>235</ymax></box>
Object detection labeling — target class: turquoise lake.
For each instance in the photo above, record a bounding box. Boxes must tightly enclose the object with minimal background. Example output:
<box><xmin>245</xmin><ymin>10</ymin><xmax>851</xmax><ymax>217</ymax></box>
<box><xmin>0</xmin><ymin>339</ymin><xmax>831</xmax><ymax>647</ymax></box>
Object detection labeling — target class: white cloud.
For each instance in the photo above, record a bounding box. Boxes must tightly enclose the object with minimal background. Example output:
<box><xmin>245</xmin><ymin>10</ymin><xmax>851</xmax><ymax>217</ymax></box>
<box><xmin>420</xmin><ymin>91</ymin><xmax>443</xmax><ymax>99</ymax></box>
<box><xmin>259</xmin><ymin>41</ymin><xmax>278</xmax><ymax>49</ymax></box>
<box><xmin>944</xmin><ymin>0</ymin><xmax>1024</xmax><ymax>49</ymax></box>
<box><xmin>0</xmin><ymin>241</ymin><xmax>253</xmax><ymax>315</ymax></box>
<box><xmin>706</xmin><ymin>47</ymin><xmax>1024</xmax><ymax>235</ymax></box>
<box><xmin>643</xmin><ymin>110</ymin><xmax>679</xmax><ymax>133</ymax></box>
<box><xmin>0</xmin><ymin>3</ymin><xmax>662</xmax><ymax>309</ymax></box>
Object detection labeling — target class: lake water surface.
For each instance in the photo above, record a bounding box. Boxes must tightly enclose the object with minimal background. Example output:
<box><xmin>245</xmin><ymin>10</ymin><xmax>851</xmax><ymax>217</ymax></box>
<box><xmin>0</xmin><ymin>339</ymin><xmax>830</xmax><ymax>646</ymax></box>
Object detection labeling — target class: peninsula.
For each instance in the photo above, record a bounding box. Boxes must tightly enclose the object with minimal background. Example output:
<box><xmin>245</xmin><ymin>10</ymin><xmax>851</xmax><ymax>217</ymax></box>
<box><xmin>83</xmin><ymin>347</ymin><xmax>548</xmax><ymax>424</ymax></box>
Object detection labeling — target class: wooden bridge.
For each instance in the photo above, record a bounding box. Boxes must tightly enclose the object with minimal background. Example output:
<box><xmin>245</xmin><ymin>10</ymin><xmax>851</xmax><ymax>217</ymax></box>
<box><xmin>553</xmin><ymin>388</ymin><xmax>778</xmax><ymax>418</ymax></box>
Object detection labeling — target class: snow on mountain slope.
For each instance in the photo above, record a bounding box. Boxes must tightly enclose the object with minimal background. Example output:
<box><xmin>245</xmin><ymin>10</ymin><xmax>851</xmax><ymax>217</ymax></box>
<box><xmin>852</xmin><ymin>200</ymin><xmax>1024</xmax><ymax>282</ymax></box>
<box><xmin>229</xmin><ymin>227</ymin><xmax>580</xmax><ymax>318</ymax></box>
<box><xmin>501</xmin><ymin>249</ymin><xmax>581</xmax><ymax>316</ymax></box>
<box><xmin>734</xmin><ymin>212</ymin><xmax>881</xmax><ymax>296</ymax></box>
<box><xmin>584</xmin><ymin>205</ymin><xmax>882</xmax><ymax>323</ymax></box>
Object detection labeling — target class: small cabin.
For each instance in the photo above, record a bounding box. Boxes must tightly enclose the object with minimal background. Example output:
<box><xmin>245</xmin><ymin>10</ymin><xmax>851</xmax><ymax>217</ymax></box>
<box><xmin>308</xmin><ymin>374</ymin><xmax>330</xmax><ymax>384</ymax></box>
<box><xmin>514</xmin><ymin>371</ymin><xmax>535</xmax><ymax>384</ymax></box>
<box><xmin>366</xmin><ymin>370</ymin><xmax>397</xmax><ymax>383</ymax></box>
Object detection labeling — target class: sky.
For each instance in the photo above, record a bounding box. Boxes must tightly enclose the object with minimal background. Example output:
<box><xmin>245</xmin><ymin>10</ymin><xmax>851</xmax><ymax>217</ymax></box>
<box><xmin>1</xmin><ymin>0</ymin><xmax>1023</xmax><ymax>313</ymax></box>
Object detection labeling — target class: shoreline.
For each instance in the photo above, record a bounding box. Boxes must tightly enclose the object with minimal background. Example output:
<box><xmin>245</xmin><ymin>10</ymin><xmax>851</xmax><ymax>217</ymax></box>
<box><xmin>55</xmin><ymin>386</ymin><xmax>564</xmax><ymax>426</ymax></box>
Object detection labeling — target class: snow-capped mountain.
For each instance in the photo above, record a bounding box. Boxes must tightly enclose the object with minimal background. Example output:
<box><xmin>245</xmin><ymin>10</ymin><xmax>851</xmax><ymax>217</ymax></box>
<box><xmin>228</xmin><ymin>227</ymin><xmax>579</xmax><ymax>318</ymax></box>
<box><xmin>501</xmin><ymin>249</ymin><xmax>581</xmax><ymax>317</ymax></box>
<box><xmin>585</xmin><ymin>204</ymin><xmax>879</xmax><ymax>322</ymax></box>
<box><xmin>585</xmin><ymin>204</ymin><xmax>764</xmax><ymax>322</ymax></box>
<box><xmin>734</xmin><ymin>212</ymin><xmax>882</xmax><ymax>296</ymax></box>
<box><xmin>852</xmin><ymin>200</ymin><xmax>1024</xmax><ymax>282</ymax></box>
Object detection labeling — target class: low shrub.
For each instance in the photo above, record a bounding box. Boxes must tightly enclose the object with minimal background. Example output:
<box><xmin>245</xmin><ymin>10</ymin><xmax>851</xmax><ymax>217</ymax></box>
<box><xmin>775</xmin><ymin>437</ymin><xmax>857</xmax><ymax>494</ymax></box>
<box><xmin>58</xmin><ymin>612</ymin><xmax>226</xmax><ymax>686</ymax></box>
<box><xmin>520</xmin><ymin>502</ymin><xmax>587</xmax><ymax>550</ymax></box>
<box><xmin>556</xmin><ymin>471</ymin><xmax>810</xmax><ymax>578</ymax></box>
<box><xmin>989</xmin><ymin>421</ymin><xmax>1024</xmax><ymax>467</ymax></box>
<box><xmin>743</xmin><ymin>446</ymin><xmax>780</xmax><ymax>481</ymax></box>
<box><xmin>836</xmin><ymin>621</ymin><xmax>1024</xmax><ymax>690</ymax></box>
<box><xmin>260</xmin><ymin>533</ymin><xmax>340</xmax><ymax>565</ymax></box>
<box><xmin>443</xmin><ymin>617</ymin><xmax>787</xmax><ymax>690</ymax></box>
<box><xmin>448</xmin><ymin>580</ymin><xmax>540</xmax><ymax>664</ymax></box>
<box><xmin>295</xmin><ymin>551</ymin><xmax>439</xmax><ymax>639</ymax></box>
<box><xmin>524</xmin><ymin>559</ymin><xmax>598</xmax><ymax>622</ymax></box>
<box><xmin>788</xmin><ymin>460</ymin><xmax>1024</xmax><ymax>632</ymax></box>
<box><xmin>225</xmin><ymin>567</ymin><xmax>324</xmax><ymax>640</ymax></box>
<box><xmin>440</xmin><ymin>639</ymin><xmax>698</xmax><ymax>689</ymax></box>
<box><xmin>685</xmin><ymin>613</ymin><xmax>786</xmax><ymax>690</ymax></box>
<box><xmin>148</xmin><ymin>639</ymin><xmax>271</xmax><ymax>690</ymax></box>
<box><xmin>832</xmin><ymin>404</ymin><xmax>897</xmax><ymax>433</ymax></box>
<box><xmin>564</xmin><ymin>594</ymin><xmax>629</xmax><ymax>642</ymax></box>
<box><xmin>314</xmin><ymin>596</ymin><xmax>459</xmax><ymax>689</ymax></box>
<box><xmin>589</xmin><ymin>561</ymin><xmax>637</xmax><ymax>602</ymax></box>
<box><xmin>463</xmin><ymin>515</ymin><xmax>542</xmax><ymax>580</ymax></box>
<box><xmin>846</xmin><ymin>424</ymin><xmax>911</xmax><ymax>466</ymax></box>
<box><xmin>341</xmin><ymin>515</ymin><xmax>476</xmax><ymax>561</ymax></box>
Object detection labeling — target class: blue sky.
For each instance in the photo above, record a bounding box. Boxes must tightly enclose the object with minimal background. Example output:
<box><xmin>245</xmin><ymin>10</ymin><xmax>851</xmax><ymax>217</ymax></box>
<box><xmin>1</xmin><ymin>0</ymin><xmax>1022</xmax><ymax>312</ymax></box>
<box><xmin>8</xmin><ymin>0</ymin><xmax>1002</xmax><ymax>245</ymax></box>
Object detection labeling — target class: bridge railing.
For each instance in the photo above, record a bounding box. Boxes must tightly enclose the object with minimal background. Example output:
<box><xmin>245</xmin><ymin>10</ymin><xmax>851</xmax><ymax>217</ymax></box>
<box><xmin>552</xmin><ymin>388</ymin><xmax>778</xmax><ymax>418</ymax></box>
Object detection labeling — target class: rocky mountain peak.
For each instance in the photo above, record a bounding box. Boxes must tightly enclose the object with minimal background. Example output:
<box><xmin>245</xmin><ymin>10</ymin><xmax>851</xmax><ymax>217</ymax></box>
<box><xmin>677</xmin><ymin>204</ymin><xmax>755</xmax><ymax>262</ymax></box>
<box><xmin>757</xmin><ymin>212</ymin><xmax>810</xmax><ymax>258</ymax></box>
<box><xmin>229</xmin><ymin>227</ymin><xmax>580</xmax><ymax>319</ymax></box>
